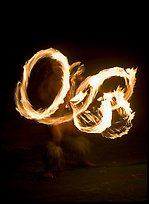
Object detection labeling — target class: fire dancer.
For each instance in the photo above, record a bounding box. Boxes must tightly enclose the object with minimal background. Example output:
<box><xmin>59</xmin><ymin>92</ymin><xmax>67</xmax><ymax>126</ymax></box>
<box><xmin>15</xmin><ymin>48</ymin><xmax>137</xmax><ymax>178</ymax></box>
<box><xmin>40</xmin><ymin>61</ymin><xmax>96</xmax><ymax>178</ymax></box>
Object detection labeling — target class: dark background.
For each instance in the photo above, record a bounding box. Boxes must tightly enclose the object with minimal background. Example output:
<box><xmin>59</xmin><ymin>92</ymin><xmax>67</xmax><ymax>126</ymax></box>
<box><xmin>0</xmin><ymin>4</ymin><xmax>147</xmax><ymax>202</ymax></box>
<box><xmin>1</xmin><ymin>13</ymin><xmax>147</xmax><ymax>151</ymax></box>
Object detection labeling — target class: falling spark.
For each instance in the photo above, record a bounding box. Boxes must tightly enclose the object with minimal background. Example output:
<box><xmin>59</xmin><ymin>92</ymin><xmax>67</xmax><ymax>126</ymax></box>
<box><xmin>15</xmin><ymin>48</ymin><xmax>137</xmax><ymax>139</ymax></box>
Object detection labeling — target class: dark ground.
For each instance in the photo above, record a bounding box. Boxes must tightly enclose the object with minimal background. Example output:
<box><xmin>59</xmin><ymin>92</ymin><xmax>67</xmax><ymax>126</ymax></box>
<box><xmin>0</xmin><ymin>125</ymin><xmax>147</xmax><ymax>202</ymax></box>
<box><xmin>0</xmin><ymin>162</ymin><xmax>147</xmax><ymax>202</ymax></box>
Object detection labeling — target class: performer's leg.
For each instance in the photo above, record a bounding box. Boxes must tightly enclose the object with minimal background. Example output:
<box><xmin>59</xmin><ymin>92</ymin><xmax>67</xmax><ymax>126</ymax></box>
<box><xmin>62</xmin><ymin>134</ymin><xmax>96</xmax><ymax>167</ymax></box>
<box><xmin>43</xmin><ymin>125</ymin><xmax>64</xmax><ymax>178</ymax></box>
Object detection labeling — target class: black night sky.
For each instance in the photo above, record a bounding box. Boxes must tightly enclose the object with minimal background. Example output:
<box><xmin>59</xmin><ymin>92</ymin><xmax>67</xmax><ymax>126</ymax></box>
<box><xmin>2</xmin><ymin>19</ymin><xmax>147</xmax><ymax>149</ymax></box>
<box><xmin>0</xmin><ymin>5</ymin><xmax>147</xmax><ymax>202</ymax></box>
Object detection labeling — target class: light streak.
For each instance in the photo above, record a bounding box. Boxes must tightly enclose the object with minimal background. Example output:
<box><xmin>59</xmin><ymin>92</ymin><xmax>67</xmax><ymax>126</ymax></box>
<box><xmin>15</xmin><ymin>48</ymin><xmax>137</xmax><ymax>139</ymax></box>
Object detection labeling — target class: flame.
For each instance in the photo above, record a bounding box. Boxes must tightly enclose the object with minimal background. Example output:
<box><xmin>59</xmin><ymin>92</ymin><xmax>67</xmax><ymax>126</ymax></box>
<box><xmin>70</xmin><ymin>67</ymin><xmax>137</xmax><ymax>138</ymax></box>
<box><xmin>15</xmin><ymin>48</ymin><xmax>137</xmax><ymax>139</ymax></box>
<box><xmin>15</xmin><ymin>48</ymin><xmax>74</xmax><ymax>125</ymax></box>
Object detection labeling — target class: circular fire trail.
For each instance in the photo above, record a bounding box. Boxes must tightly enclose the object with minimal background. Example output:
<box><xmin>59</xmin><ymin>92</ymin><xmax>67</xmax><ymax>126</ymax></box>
<box><xmin>15</xmin><ymin>48</ymin><xmax>137</xmax><ymax>139</ymax></box>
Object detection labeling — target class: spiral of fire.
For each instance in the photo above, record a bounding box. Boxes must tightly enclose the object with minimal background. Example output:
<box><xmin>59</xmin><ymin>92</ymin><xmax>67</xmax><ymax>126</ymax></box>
<box><xmin>15</xmin><ymin>48</ymin><xmax>137</xmax><ymax>139</ymax></box>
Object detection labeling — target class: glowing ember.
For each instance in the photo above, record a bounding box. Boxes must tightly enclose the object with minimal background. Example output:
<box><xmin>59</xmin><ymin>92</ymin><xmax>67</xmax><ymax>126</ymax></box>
<box><xmin>15</xmin><ymin>48</ymin><xmax>137</xmax><ymax>139</ymax></box>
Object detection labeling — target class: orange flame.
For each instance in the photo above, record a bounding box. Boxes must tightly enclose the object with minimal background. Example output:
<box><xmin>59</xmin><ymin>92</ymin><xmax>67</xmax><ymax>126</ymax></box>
<box><xmin>15</xmin><ymin>48</ymin><xmax>137</xmax><ymax>139</ymax></box>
